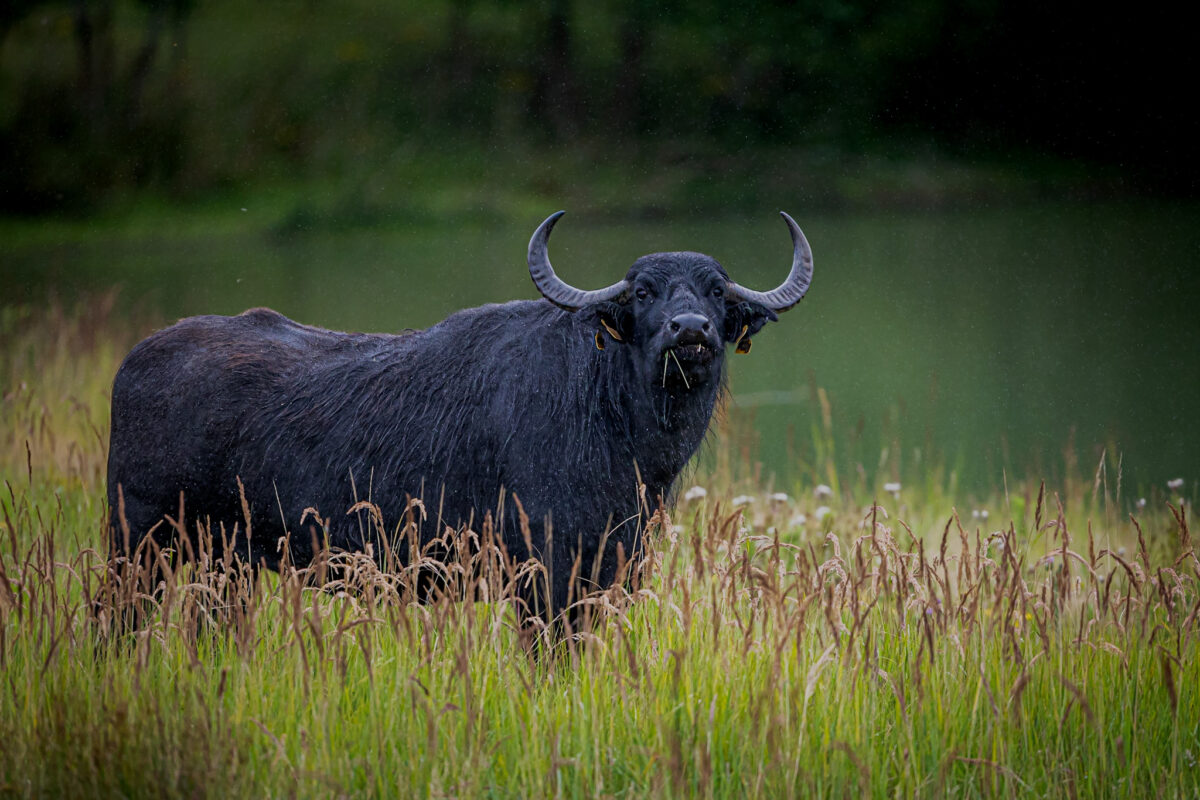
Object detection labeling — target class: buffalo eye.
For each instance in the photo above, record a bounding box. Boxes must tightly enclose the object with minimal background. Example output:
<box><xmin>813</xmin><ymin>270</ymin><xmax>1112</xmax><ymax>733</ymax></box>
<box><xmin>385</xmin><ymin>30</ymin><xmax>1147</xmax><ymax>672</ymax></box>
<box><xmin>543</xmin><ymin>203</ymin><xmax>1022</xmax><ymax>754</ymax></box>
<box><xmin>712</xmin><ymin>286</ymin><xmax>725</xmax><ymax>298</ymax></box>
<box><xmin>635</xmin><ymin>287</ymin><xmax>649</xmax><ymax>302</ymax></box>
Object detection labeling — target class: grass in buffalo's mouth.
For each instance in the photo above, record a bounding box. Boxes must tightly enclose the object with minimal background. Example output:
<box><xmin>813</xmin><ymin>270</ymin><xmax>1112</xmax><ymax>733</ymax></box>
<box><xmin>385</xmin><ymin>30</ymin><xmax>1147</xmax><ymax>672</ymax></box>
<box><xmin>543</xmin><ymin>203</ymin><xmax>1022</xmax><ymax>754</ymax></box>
<box><xmin>665</xmin><ymin>348</ymin><xmax>692</xmax><ymax>388</ymax></box>
<box><xmin>1</xmin><ymin>298</ymin><xmax>1197</xmax><ymax>799</ymax></box>
<box><xmin>676</xmin><ymin>342</ymin><xmax>711</xmax><ymax>357</ymax></box>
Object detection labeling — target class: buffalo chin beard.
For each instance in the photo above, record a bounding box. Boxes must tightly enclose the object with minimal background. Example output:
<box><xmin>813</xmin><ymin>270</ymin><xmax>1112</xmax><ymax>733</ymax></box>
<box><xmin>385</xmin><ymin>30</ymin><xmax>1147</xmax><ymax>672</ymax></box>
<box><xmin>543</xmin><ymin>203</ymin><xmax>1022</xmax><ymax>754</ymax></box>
<box><xmin>660</xmin><ymin>343</ymin><xmax>718</xmax><ymax>390</ymax></box>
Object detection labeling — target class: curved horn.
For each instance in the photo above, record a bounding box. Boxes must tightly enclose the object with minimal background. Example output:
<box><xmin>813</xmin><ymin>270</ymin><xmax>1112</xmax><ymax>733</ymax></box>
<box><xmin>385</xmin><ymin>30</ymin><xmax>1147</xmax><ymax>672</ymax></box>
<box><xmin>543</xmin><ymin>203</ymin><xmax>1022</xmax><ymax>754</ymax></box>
<box><xmin>528</xmin><ymin>211</ymin><xmax>629</xmax><ymax>311</ymax></box>
<box><xmin>725</xmin><ymin>211</ymin><xmax>814</xmax><ymax>312</ymax></box>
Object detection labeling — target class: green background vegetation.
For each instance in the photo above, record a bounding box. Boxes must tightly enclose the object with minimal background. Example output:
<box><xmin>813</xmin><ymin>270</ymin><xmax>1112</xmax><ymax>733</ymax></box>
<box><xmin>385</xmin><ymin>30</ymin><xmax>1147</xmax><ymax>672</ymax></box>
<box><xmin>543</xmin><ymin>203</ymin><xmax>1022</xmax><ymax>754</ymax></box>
<box><xmin>1</xmin><ymin>0</ymin><xmax>1195</xmax><ymax>214</ymax></box>
<box><xmin>3</xmin><ymin>0</ymin><xmax>1197</xmax><ymax>495</ymax></box>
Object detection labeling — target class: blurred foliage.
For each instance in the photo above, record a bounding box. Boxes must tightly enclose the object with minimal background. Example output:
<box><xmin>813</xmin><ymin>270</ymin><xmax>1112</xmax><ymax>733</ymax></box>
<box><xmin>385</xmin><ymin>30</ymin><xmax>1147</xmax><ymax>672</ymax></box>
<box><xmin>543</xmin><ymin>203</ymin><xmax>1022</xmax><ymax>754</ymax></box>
<box><xmin>0</xmin><ymin>0</ymin><xmax>1194</xmax><ymax>214</ymax></box>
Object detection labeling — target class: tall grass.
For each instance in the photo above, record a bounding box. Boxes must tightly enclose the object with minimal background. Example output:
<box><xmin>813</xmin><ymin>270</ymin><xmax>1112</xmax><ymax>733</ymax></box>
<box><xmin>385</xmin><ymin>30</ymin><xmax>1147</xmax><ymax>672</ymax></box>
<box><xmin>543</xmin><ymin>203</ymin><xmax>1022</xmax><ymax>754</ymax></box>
<box><xmin>1</xmin><ymin>298</ymin><xmax>1197</xmax><ymax>798</ymax></box>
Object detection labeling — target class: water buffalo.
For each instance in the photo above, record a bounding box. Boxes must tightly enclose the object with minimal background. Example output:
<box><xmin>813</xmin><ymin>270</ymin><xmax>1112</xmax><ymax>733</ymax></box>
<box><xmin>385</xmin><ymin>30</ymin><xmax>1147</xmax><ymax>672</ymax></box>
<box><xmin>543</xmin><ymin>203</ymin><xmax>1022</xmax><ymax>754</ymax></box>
<box><xmin>106</xmin><ymin>212</ymin><xmax>814</xmax><ymax>618</ymax></box>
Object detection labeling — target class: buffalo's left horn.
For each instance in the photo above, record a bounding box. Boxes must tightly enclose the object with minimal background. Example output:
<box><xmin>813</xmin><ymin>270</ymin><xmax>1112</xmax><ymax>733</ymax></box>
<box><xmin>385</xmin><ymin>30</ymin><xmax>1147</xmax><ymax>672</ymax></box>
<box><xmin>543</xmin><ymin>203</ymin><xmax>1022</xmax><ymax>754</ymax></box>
<box><xmin>528</xmin><ymin>211</ymin><xmax>629</xmax><ymax>311</ymax></box>
<box><xmin>725</xmin><ymin>211</ymin><xmax>814</xmax><ymax>312</ymax></box>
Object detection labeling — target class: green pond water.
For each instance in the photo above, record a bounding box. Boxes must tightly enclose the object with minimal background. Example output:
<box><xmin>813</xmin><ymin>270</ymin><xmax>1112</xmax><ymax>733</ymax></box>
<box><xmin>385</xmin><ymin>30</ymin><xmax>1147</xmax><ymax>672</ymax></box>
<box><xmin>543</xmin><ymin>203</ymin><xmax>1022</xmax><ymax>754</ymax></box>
<box><xmin>4</xmin><ymin>202</ymin><xmax>1197</xmax><ymax>495</ymax></box>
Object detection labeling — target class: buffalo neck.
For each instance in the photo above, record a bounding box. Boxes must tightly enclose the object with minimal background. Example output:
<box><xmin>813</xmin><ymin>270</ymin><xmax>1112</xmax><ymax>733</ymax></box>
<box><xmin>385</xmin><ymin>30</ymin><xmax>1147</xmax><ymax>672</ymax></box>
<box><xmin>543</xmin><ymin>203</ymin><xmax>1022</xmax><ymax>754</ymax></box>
<box><xmin>585</xmin><ymin>320</ymin><xmax>722</xmax><ymax>497</ymax></box>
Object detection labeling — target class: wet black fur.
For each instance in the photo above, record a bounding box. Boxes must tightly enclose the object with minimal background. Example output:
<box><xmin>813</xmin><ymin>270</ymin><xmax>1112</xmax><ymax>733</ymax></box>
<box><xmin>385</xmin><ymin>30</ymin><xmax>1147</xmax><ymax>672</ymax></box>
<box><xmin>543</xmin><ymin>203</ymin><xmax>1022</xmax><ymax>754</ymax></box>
<box><xmin>107</xmin><ymin>250</ymin><xmax>778</xmax><ymax>616</ymax></box>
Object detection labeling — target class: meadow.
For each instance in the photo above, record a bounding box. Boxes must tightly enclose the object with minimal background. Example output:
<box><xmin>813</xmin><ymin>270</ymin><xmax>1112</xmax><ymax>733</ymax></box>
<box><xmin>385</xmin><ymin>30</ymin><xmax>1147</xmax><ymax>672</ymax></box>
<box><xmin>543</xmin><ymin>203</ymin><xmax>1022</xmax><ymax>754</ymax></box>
<box><xmin>0</xmin><ymin>297</ymin><xmax>1197</xmax><ymax>798</ymax></box>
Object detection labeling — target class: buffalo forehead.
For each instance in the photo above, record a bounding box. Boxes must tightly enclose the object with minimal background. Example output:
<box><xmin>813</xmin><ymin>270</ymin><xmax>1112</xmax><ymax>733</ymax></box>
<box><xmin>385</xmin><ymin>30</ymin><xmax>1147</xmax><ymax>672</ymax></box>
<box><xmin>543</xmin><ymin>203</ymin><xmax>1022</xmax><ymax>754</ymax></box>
<box><xmin>625</xmin><ymin>251</ymin><xmax>729</xmax><ymax>285</ymax></box>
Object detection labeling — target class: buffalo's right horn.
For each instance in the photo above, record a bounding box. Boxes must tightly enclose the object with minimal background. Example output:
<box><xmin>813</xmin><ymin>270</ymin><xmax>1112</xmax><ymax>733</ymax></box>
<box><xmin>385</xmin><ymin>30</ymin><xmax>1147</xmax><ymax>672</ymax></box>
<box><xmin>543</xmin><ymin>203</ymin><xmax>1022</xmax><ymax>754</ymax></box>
<box><xmin>725</xmin><ymin>211</ymin><xmax>814</xmax><ymax>312</ymax></box>
<box><xmin>528</xmin><ymin>211</ymin><xmax>629</xmax><ymax>311</ymax></box>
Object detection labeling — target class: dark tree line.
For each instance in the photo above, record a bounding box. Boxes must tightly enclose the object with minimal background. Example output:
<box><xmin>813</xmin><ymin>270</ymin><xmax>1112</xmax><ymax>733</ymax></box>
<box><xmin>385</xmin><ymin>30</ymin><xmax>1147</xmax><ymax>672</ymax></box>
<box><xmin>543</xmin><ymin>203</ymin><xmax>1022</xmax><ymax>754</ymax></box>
<box><xmin>1</xmin><ymin>0</ymin><xmax>1194</xmax><ymax>213</ymax></box>
<box><xmin>2</xmin><ymin>0</ymin><xmax>193</xmax><ymax>210</ymax></box>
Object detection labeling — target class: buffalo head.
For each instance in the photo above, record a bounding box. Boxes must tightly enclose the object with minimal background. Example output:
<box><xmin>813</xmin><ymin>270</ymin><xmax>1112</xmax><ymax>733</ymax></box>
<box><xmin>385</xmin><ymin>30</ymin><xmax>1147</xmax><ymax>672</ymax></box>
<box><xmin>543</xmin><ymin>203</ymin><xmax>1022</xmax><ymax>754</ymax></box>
<box><xmin>527</xmin><ymin>211</ymin><xmax>814</xmax><ymax>390</ymax></box>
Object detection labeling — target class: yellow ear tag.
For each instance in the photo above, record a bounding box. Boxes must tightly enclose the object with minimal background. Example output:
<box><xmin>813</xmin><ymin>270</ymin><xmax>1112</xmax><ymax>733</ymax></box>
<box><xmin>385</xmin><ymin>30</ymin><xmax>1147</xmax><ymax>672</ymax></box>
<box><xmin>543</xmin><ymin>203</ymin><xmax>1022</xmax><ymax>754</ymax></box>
<box><xmin>600</xmin><ymin>319</ymin><xmax>623</xmax><ymax>342</ymax></box>
<box><xmin>734</xmin><ymin>324</ymin><xmax>751</xmax><ymax>354</ymax></box>
<box><xmin>594</xmin><ymin>330</ymin><xmax>606</xmax><ymax>351</ymax></box>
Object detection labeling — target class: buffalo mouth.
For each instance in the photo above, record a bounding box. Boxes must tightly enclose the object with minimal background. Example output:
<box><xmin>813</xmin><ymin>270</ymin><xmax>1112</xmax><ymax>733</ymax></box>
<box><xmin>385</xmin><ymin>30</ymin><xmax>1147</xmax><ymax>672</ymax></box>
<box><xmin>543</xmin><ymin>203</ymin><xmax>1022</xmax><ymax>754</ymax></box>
<box><xmin>669</xmin><ymin>341</ymin><xmax>716</xmax><ymax>364</ymax></box>
<box><xmin>660</xmin><ymin>340</ymin><xmax>718</xmax><ymax>389</ymax></box>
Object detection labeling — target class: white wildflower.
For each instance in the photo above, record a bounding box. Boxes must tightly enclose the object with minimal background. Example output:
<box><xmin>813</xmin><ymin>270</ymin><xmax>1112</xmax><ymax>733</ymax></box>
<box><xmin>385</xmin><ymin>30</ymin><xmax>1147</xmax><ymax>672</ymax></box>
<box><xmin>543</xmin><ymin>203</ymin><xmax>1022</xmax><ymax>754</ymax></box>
<box><xmin>814</xmin><ymin>505</ymin><xmax>832</xmax><ymax>520</ymax></box>
<box><xmin>883</xmin><ymin>481</ymin><xmax>901</xmax><ymax>494</ymax></box>
<box><xmin>1136</xmin><ymin>497</ymin><xmax>1146</xmax><ymax>510</ymax></box>
<box><xmin>731</xmin><ymin>494</ymin><xmax>755</xmax><ymax>506</ymax></box>
<box><xmin>814</xmin><ymin>484</ymin><xmax>833</xmax><ymax>499</ymax></box>
<box><xmin>1167</xmin><ymin>478</ymin><xmax>1184</xmax><ymax>491</ymax></box>
<box><xmin>789</xmin><ymin>513</ymin><xmax>808</xmax><ymax>528</ymax></box>
<box><xmin>769</xmin><ymin>492</ymin><xmax>789</xmax><ymax>503</ymax></box>
<box><xmin>683</xmin><ymin>486</ymin><xmax>707</xmax><ymax>502</ymax></box>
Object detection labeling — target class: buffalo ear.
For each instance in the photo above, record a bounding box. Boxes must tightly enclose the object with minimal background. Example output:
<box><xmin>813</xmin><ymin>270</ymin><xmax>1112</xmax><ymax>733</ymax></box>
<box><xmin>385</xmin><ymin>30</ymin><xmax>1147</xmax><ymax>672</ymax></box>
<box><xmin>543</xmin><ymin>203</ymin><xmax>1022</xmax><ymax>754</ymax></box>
<box><xmin>723</xmin><ymin>301</ymin><xmax>778</xmax><ymax>344</ymax></box>
<box><xmin>595</xmin><ymin>300</ymin><xmax>633</xmax><ymax>343</ymax></box>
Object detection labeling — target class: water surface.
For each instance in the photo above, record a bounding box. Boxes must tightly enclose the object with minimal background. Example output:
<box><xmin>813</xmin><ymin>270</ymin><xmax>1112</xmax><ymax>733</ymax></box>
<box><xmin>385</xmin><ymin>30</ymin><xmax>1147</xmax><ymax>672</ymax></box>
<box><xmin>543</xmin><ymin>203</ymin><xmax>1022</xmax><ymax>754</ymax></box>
<box><xmin>5</xmin><ymin>203</ymin><xmax>1197</xmax><ymax>493</ymax></box>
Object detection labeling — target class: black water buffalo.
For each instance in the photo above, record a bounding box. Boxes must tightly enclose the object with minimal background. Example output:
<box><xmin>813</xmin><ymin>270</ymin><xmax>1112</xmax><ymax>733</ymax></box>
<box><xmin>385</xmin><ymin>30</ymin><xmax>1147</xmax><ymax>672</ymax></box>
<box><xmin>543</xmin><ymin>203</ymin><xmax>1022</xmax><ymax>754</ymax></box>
<box><xmin>106</xmin><ymin>211</ymin><xmax>814</xmax><ymax>616</ymax></box>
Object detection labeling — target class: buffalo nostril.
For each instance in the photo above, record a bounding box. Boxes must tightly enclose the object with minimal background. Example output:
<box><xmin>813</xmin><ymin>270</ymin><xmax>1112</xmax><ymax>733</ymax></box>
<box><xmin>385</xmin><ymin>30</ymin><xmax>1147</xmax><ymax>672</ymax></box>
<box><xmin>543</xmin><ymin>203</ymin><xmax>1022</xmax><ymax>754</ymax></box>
<box><xmin>668</xmin><ymin>313</ymin><xmax>712</xmax><ymax>347</ymax></box>
<box><xmin>670</xmin><ymin>313</ymin><xmax>709</xmax><ymax>332</ymax></box>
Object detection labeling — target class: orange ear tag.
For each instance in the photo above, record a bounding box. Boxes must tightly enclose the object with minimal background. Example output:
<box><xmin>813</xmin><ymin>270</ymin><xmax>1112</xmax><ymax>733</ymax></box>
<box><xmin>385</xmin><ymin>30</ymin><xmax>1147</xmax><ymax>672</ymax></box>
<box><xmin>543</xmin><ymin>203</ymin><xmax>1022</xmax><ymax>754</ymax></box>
<box><xmin>600</xmin><ymin>319</ymin><xmax>623</xmax><ymax>342</ymax></box>
<box><xmin>594</xmin><ymin>331</ymin><xmax>606</xmax><ymax>351</ymax></box>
